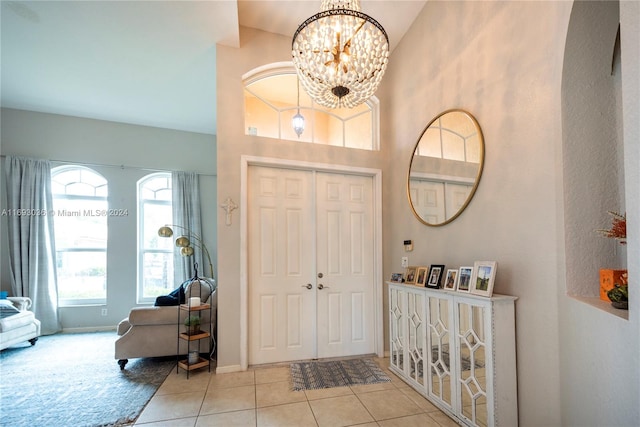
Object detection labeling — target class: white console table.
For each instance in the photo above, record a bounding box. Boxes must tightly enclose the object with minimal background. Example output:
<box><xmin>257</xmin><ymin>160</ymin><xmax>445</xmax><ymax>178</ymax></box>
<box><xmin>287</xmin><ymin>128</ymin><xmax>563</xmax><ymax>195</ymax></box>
<box><xmin>388</xmin><ymin>282</ymin><xmax>518</xmax><ymax>427</ymax></box>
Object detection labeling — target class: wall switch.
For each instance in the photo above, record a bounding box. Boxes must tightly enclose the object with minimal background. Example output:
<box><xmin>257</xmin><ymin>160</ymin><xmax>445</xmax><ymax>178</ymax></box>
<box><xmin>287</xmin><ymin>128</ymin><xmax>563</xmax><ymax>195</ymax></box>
<box><xmin>101</xmin><ymin>308</ymin><xmax>108</xmax><ymax>316</ymax></box>
<box><xmin>401</xmin><ymin>257</ymin><xmax>408</xmax><ymax>268</ymax></box>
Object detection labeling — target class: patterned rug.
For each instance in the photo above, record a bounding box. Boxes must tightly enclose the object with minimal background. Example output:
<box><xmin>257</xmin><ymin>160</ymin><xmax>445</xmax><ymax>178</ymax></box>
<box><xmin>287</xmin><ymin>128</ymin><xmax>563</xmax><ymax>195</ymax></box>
<box><xmin>0</xmin><ymin>331</ymin><xmax>174</xmax><ymax>427</ymax></box>
<box><xmin>290</xmin><ymin>358</ymin><xmax>390</xmax><ymax>391</ymax></box>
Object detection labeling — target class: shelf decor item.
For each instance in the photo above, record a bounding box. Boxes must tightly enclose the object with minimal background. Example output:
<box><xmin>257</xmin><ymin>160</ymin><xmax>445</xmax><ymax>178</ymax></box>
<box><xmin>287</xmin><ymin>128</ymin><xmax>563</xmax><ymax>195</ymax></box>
<box><xmin>596</xmin><ymin>211</ymin><xmax>628</xmax><ymax>307</ymax></box>
<box><xmin>184</xmin><ymin>315</ymin><xmax>201</xmax><ymax>335</ymax></box>
<box><xmin>426</xmin><ymin>265</ymin><xmax>445</xmax><ymax>289</ymax></box>
<box><xmin>470</xmin><ymin>261</ymin><xmax>497</xmax><ymax>297</ymax></box>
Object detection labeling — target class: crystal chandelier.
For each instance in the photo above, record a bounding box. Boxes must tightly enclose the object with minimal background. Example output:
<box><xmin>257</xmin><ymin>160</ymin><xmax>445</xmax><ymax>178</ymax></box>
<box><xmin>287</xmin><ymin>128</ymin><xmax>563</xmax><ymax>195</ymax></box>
<box><xmin>292</xmin><ymin>0</ymin><xmax>389</xmax><ymax>109</ymax></box>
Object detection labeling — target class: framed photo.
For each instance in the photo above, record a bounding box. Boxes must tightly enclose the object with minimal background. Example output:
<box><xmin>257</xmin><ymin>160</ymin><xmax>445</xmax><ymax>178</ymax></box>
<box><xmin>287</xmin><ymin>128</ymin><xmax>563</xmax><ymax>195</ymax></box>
<box><xmin>444</xmin><ymin>269</ymin><xmax>458</xmax><ymax>290</ymax></box>
<box><xmin>457</xmin><ymin>266</ymin><xmax>473</xmax><ymax>292</ymax></box>
<box><xmin>426</xmin><ymin>265</ymin><xmax>445</xmax><ymax>288</ymax></box>
<box><xmin>470</xmin><ymin>261</ymin><xmax>497</xmax><ymax>297</ymax></box>
<box><xmin>405</xmin><ymin>266</ymin><xmax>418</xmax><ymax>285</ymax></box>
<box><xmin>390</xmin><ymin>273</ymin><xmax>404</xmax><ymax>283</ymax></box>
<box><xmin>416</xmin><ymin>267</ymin><xmax>428</xmax><ymax>286</ymax></box>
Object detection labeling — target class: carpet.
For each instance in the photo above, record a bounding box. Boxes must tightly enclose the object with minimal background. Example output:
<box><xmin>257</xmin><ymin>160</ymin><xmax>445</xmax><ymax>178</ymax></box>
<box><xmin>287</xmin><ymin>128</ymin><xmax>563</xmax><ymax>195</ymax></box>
<box><xmin>290</xmin><ymin>358</ymin><xmax>391</xmax><ymax>391</ymax></box>
<box><xmin>0</xmin><ymin>331</ymin><xmax>174</xmax><ymax>427</ymax></box>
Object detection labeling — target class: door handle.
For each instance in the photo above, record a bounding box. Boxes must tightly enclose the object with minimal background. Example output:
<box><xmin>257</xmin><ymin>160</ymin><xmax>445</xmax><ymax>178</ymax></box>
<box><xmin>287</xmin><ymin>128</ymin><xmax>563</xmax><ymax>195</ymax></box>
<box><xmin>301</xmin><ymin>283</ymin><xmax>313</xmax><ymax>290</ymax></box>
<box><xmin>318</xmin><ymin>284</ymin><xmax>329</xmax><ymax>290</ymax></box>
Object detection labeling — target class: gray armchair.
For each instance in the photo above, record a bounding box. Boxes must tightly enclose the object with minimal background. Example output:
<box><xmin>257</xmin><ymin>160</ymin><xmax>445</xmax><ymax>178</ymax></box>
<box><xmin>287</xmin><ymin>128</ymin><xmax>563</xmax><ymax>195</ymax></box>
<box><xmin>114</xmin><ymin>279</ymin><xmax>216</xmax><ymax>369</ymax></box>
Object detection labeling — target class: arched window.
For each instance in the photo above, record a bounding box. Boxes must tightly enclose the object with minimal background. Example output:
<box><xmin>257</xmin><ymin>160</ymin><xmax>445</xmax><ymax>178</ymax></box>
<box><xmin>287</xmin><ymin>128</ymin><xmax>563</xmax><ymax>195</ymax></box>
<box><xmin>51</xmin><ymin>166</ymin><xmax>108</xmax><ymax>305</ymax></box>
<box><xmin>243</xmin><ymin>63</ymin><xmax>379</xmax><ymax>150</ymax></box>
<box><xmin>137</xmin><ymin>173</ymin><xmax>173</xmax><ymax>303</ymax></box>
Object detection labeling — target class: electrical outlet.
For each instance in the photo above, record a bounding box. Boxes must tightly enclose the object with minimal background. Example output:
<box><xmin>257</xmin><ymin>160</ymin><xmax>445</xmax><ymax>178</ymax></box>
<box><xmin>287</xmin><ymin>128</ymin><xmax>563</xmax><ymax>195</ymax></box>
<box><xmin>101</xmin><ymin>308</ymin><xmax>108</xmax><ymax>316</ymax></box>
<box><xmin>401</xmin><ymin>257</ymin><xmax>408</xmax><ymax>268</ymax></box>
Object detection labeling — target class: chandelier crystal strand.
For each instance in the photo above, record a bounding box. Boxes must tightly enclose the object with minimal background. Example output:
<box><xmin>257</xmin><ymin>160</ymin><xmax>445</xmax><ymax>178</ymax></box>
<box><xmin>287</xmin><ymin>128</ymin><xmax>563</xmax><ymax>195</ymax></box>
<box><xmin>292</xmin><ymin>0</ymin><xmax>389</xmax><ymax>109</ymax></box>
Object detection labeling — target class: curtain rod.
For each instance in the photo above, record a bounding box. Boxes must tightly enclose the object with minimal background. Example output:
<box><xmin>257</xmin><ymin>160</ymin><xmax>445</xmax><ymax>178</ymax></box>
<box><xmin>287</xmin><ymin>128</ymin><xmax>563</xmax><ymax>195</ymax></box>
<box><xmin>0</xmin><ymin>155</ymin><xmax>217</xmax><ymax>177</ymax></box>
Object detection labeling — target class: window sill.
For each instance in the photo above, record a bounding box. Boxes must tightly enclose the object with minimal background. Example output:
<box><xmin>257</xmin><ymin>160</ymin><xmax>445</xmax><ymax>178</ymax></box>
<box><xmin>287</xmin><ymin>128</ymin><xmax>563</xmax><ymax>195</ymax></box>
<box><xmin>571</xmin><ymin>295</ymin><xmax>629</xmax><ymax>320</ymax></box>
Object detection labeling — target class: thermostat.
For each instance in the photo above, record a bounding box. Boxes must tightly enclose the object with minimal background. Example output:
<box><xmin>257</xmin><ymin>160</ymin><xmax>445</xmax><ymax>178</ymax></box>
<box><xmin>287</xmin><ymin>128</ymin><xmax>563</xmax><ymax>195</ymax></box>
<box><xmin>404</xmin><ymin>240</ymin><xmax>413</xmax><ymax>252</ymax></box>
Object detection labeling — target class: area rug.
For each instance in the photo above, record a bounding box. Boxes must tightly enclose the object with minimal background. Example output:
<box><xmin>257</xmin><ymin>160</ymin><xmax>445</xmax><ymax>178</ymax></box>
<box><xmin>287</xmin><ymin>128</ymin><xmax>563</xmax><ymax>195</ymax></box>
<box><xmin>0</xmin><ymin>331</ymin><xmax>174</xmax><ymax>427</ymax></box>
<box><xmin>290</xmin><ymin>358</ymin><xmax>390</xmax><ymax>391</ymax></box>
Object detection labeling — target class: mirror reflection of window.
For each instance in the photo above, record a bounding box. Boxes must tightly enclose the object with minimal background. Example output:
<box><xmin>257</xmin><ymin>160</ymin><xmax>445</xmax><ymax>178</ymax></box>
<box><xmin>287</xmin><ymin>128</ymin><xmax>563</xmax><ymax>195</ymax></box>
<box><xmin>416</xmin><ymin>111</ymin><xmax>480</xmax><ymax>163</ymax></box>
<box><xmin>408</xmin><ymin>110</ymin><xmax>485</xmax><ymax>226</ymax></box>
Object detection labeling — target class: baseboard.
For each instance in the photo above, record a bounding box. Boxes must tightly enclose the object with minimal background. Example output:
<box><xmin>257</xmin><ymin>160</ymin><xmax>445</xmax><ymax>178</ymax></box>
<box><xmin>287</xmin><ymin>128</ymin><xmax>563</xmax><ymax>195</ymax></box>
<box><xmin>61</xmin><ymin>326</ymin><xmax>117</xmax><ymax>333</ymax></box>
<box><xmin>215</xmin><ymin>364</ymin><xmax>244</xmax><ymax>374</ymax></box>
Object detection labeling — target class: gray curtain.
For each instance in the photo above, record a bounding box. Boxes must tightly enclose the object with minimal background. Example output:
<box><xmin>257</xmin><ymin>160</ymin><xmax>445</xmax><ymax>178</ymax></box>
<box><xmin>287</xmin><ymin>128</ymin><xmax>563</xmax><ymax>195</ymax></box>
<box><xmin>172</xmin><ymin>171</ymin><xmax>205</xmax><ymax>282</ymax></box>
<box><xmin>4</xmin><ymin>156</ymin><xmax>61</xmax><ymax>335</ymax></box>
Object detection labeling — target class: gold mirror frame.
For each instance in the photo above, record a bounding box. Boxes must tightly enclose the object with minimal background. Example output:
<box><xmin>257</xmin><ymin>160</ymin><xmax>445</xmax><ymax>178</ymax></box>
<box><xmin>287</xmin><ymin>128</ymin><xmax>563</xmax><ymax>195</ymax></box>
<box><xmin>407</xmin><ymin>109</ymin><xmax>485</xmax><ymax>226</ymax></box>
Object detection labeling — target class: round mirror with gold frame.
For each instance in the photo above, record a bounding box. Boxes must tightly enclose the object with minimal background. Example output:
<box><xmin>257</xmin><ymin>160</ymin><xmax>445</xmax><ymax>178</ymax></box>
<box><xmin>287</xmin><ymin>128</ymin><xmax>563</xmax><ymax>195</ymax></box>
<box><xmin>407</xmin><ymin>109</ymin><xmax>484</xmax><ymax>226</ymax></box>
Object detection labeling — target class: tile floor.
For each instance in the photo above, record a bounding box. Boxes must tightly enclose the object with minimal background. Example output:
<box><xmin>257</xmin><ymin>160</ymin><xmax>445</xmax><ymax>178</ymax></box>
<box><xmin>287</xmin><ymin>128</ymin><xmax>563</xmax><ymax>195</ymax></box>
<box><xmin>134</xmin><ymin>357</ymin><xmax>459</xmax><ymax>427</ymax></box>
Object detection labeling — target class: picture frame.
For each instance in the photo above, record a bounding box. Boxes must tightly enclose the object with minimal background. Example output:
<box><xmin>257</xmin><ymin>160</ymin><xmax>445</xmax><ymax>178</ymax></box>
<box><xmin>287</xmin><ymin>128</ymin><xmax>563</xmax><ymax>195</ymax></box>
<box><xmin>426</xmin><ymin>265</ymin><xmax>445</xmax><ymax>288</ymax></box>
<box><xmin>405</xmin><ymin>266</ymin><xmax>418</xmax><ymax>285</ymax></box>
<box><xmin>390</xmin><ymin>273</ymin><xmax>404</xmax><ymax>283</ymax></box>
<box><xmin>444</xmin><ymin>269</ymin><xmax>458</xmax><ymax>290</ymax></box>
<box><xmin>416</xmin><ymin>267</ymin><xmax>428</xmax><ymax>287</ymax></box>
<box><xmin>470</xmin><ymin>261</ymin><xmax>497</xmax><ymax>297</ymax></box>
<box><xmin>457</xmin><ymin>266</ymin><xmax>473</xmax><ymax>292</ymax></box>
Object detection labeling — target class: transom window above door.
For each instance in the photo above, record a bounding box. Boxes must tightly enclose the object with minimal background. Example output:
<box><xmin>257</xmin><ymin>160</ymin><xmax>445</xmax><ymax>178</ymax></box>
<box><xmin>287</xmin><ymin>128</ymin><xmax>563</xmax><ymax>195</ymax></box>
<box><xmin>243</xmin><ymin>63</ymin><xmax>379</xmax><ymax>150</ymax></box>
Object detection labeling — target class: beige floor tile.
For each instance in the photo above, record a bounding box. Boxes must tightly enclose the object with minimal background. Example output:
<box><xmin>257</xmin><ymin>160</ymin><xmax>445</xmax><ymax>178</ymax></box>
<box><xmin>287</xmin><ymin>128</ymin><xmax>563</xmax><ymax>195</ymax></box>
<box><xmin>200</xmin><ymin>384</ymin><xmax>256</xmax><ymax>415</ymax></box>
<box><xmin>257</xmin><ymin>401</ymin><xmax>318</xmax><ymax>427</ymax></box>
<box><xmin>397</xmin><ymin>386</ymin><xmax>441</xmax><ymax>412</ymax></box>
<box><xmin>196</xmin><ymin>409</ymin><xmax>257</xmax><ymax>427</ymax></box>
<box><xmin>134</xmin><ymin>417</ymin><xmax>197</xmax><ymax>426</ymax></box>
<box><xmin>377</xmin><ymin>413</ymin><xmax>441</xmax><ymax>427</ymax></box>
<box><xmin>349</xmin><ymin>381</ymin><xmax>397</xmax><ymax>395</ymax></box>
<box><xmin>136</xmin><ymin>391</ymin><xmax>205</xmax><ymax>424</ymax></box>
<box><xmin>309</xmin><ymin>394</ymin><xmax>374</xmax><ymax>427</ymax></box>
<box><xmin>304</xmin><ymin>385</ymin><xmax>354</xmax><ymax>401</ymax></box>
<box><xmin>208</xmin><ymin>370</ymin><xmax>255</xmax><ymax>389</ymax></box>
<box><xmin>256</xmin><ymin>380</ymin><xmax>307</xmax><ymax>407</ymax></box>
<box><xmin>357</xmin><ymin>389</ymin><xmax>423</xmax><ymax>421</ymax></box>
<box><xmin>426</xmin><ymin>411</ymin><xmax>459</xmax><ymax>427</ymax></box>
<box><xmin>156</xmin><ymin>370</ymin><xmax>212</xmax><ymax>395</ymax></box>
<box><xmin>255</xmin><ymin>366</ymin><xmax>290</xmax><ymax>384</ymax></box>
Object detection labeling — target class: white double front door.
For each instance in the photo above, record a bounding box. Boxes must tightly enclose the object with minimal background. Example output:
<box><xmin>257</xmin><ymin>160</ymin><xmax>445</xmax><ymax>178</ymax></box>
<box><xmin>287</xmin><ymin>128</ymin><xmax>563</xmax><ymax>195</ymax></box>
<box><xmin>248</xmin><ymin>165</ymin><xmax>375</xmax><ymax>365</ymax></box>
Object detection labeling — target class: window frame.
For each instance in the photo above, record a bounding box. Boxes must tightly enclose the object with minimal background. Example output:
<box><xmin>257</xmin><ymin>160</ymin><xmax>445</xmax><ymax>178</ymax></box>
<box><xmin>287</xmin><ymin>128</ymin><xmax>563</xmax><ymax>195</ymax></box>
<box><xmin>51</xmin><ymin>165</ymin><xmax>108</xmax><ymax>306</ymax></box>
<box><xmin>243</xmin><ymin>62</ymin><xmax>380</xmax><ymax>150</ymax></box>
<box><xmin>137</xmin><ymin>172</ymin><xmax>173</xmax><ymax>304</ymax></box>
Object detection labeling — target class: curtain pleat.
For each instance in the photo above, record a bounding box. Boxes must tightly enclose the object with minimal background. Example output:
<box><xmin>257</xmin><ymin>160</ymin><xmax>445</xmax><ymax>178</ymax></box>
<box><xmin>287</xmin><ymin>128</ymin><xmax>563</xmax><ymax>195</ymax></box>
<box><xmin>5</xmin><ymin>156</ymin><xmax>62</xmax><ymax>335</ymax></box>
<box><xmin>171</xmin><ymin>172</ymin><xmax>205</xmax><ymax>283</ymax></box>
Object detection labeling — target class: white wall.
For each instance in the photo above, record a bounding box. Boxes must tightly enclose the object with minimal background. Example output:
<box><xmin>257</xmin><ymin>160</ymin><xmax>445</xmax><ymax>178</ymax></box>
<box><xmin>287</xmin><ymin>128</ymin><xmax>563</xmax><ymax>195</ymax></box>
<box><xmin>559</xmin><ymin>1</ymin><xmax>640</xmax><ymax>426</ymax></box>
<box><xmin>0</xmin><ymin>108</ymin><xmax>217</xmax><ymax>330</ymax></box>
<box><xmin>379</xmin><ymin>1</ymin><xmax>639</xmax><ymax>426</ymax></box>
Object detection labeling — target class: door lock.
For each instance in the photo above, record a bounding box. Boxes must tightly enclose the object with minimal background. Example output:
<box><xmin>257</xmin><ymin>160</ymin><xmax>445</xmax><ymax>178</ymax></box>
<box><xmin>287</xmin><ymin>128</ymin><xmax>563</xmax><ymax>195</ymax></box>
<box><xmin>317</xmin><ymin>273</ymin><xmax>323</xmax><ymax>278</ymax></box>
<box><xmin>301</xmin><ymin>283</ymin><xmax>312</xmax><ymax>289</ymax></box>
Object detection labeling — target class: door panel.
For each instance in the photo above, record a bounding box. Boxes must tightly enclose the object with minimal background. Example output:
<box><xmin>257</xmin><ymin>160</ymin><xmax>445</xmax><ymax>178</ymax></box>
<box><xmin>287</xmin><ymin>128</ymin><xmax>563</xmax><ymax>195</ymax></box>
<box><xmin>316</xmin><ymin>172</ymin><xmax>375</xmax><ymax>358</ymax></box>
<box><xmin>249</xmin><ymin>167</ymin><xmax>375</xmax><ymax>364</ymax></box>
<box><xmin>249</xmin><ymin>167</ymin><xmax>316</xmax><ymax>364</ymax></box>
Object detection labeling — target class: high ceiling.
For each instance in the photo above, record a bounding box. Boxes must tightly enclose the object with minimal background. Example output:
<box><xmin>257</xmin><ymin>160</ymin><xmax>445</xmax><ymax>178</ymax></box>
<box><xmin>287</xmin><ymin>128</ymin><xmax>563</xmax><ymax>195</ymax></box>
<box><xmin>1</xmin><ymin>1</ymin><xmax>426</xmax><ymax>135</ymax></box>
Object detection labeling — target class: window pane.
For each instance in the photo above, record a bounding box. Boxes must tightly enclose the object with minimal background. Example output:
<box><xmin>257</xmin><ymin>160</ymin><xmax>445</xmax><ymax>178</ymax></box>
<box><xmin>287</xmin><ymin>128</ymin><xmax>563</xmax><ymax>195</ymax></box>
<box><xmin>245</xmin><ymin>92</ymin><xmax>279</xmax><ymax>138</ymax></box>
<box><xmin>243</xmin><ymin>68</ymin><xmax>376</xmax><ymax>150</ymax></box>
<box><xmin>143</xmin><ymin>203</ymin><xmax>173</xmax><ymax>249</ymax></box>
<box><xmin>345</xmin><ymin>113</ymin><xmax>372</xmax><ymax>150</ymax></box>
<box><xmin>442</xmin><ymin>129</ymin><xmax>465</xmax><ymax>161</ymax></box>
<box><xmin>56</xmin><ymin>251</ymin><xmax>106</xmax><ymax>300</ymax></box>
<box><xmin>142</xmin><ymin>252</ymin><xmax>174</xmax><ymax>298</ymax></box>
<box><xmin>53</xmin><ymin>199</ymin><xmax>108</xmax><ymax>249</ymax></box>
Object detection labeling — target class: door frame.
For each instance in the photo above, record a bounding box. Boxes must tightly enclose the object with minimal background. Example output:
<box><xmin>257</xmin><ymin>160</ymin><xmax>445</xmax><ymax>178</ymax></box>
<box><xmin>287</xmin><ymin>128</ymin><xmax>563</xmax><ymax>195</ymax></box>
<box><xmin>240</xmin><ymin>155</ymin><xmax>383</xmax><ymax>369</ymax></box>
